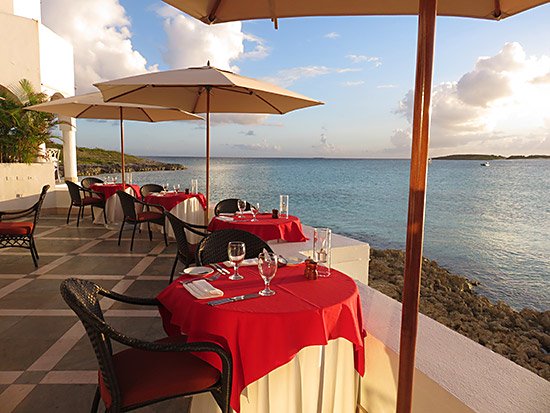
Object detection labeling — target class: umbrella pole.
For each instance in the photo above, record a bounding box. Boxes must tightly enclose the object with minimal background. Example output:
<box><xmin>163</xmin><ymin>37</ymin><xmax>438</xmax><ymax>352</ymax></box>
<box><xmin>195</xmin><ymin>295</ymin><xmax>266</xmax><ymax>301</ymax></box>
<box><xmin>205</xmin><ymin>87</ymin><xmax>211</xmax><ymax>224</ymax></box>
<box><xmin>120</xmin><ymin>108</ymin><xmax>126</xmax><ymax>187</ymax></box>
<box><xmin>396</xmin><ymin>0</ymin><xmax>437</xmax><ymax>412</ymax></box>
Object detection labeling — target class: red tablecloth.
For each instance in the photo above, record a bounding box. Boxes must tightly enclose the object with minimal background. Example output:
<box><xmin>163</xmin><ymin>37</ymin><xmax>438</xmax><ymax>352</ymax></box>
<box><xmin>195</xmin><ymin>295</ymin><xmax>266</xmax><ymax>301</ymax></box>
<box><xmin>89</xmin><ymin>183</ymin><xmax>140</xmax><ymax>199</ymax></box>
<box><xmin>157</xmin><ymin>264</ymin><xmax>366</xmax><ymax>412</ymax></box>
<box><xmin>208</xmin><ymin>213</ymin><xmax>308</xmax><ymax>242</ymax></box>
<box><xmin>144</xmin><ymin>192</ymin><xmax>207</xmax><ymax>211</ymax></box>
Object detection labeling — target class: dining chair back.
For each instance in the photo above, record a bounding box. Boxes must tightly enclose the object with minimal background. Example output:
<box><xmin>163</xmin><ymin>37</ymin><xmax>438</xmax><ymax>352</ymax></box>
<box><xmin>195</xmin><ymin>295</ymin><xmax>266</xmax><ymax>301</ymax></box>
<box><xmin>60</xmin><ymin>277</ymin><xmax>232</xmax><ymax>413</ymax></box>
<box><xmin>81</xmin><ymin>177</ymin><xmax>104</xmax><ymax>189</ymax></box>
<box><xmin>214</xmin><ymin>198</ymin><xmax>252</xmax><ymax>216</ymax></box>
<box><xmin>196</xmin><ymin>229</ymin><xmax>273</xmax><ymax>266</ymax></box>
<box><xmin>116</xmin><ymin>190</ymin><xmax>167</xmax><ymax>251</ymax></box>
<box><xmin>140</xmin><ymin>184</ymin><xmax>164</xmax><ymax>199</ymax></box>
<box><xmin>165</xmin><ymin>211</ymin><xmax>209</xmax><ymax>283</ymax></box>
<box><xmin>0</xmin><ymin>185</ymin><xmax>49</xmax><ymax>267</ymax></box>
<box><xmin>66</xmin><ymin>181</ymin><xmax>106</xmax><ymax>226</ymax></box>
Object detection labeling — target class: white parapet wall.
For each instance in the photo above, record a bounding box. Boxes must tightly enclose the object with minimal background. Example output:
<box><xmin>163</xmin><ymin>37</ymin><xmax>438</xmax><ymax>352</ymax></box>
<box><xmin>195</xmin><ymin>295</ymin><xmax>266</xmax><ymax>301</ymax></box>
<box><xmin>357</xmin><ymin>284</ymin><xmax>550</xmax><ymax>413</ymax></box>
<box><xmin>0</xmin><ymin>163</ymin><xmax>55</xmax><ymax>205</ymax></box>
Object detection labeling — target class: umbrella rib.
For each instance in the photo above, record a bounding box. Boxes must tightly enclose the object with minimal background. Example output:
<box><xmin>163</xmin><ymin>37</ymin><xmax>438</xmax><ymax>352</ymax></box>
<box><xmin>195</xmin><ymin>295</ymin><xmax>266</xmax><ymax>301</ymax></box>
<box><xmin>105</xmin><ymin>85</ymin><xmax>148</xmax><ymax>102</ymax></box>
<box><xmin>75</xmin><ymin>105</ymin><xmax>94</xmax><ymax>118</ymax></box>
<box><xmin>207</xmin><ymin>0</ymin><xmax>223</xmax><ymax>23</ymax></box>
<box><xmin>140</xmin><ymin>108</ymin><xmax>154</xmax><ymax>122</ymax></box>
<box><xmin>214</xmin><ymin>86</ymin><xmax>284</xmax><ymax>114</ymax></box>
<box><xmin>193</xmin><ymin>87</ymin><xmax>206</xmax><ymax>113</ymax></box>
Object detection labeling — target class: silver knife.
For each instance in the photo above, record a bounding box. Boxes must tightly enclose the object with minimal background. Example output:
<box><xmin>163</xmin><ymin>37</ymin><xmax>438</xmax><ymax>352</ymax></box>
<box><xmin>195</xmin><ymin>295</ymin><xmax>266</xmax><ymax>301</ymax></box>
<box><xmin>213</xmin><ymin>263</ymin><xmax>230</xmax><ymax>275</ymax></box>
<box><xmin>208</xmin><ymin>293</ymin><xmax>261</xmax><ymax>306</ymax></box>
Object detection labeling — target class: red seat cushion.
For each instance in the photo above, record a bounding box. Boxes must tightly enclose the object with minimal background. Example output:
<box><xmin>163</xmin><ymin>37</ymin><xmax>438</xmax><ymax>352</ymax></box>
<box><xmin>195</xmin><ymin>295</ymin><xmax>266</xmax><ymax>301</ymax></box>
<box><xmin>82</xmin><ymin>197</ymin><xmax>103</xmax><ymax>205</ymax></box>
<box><xmin>137</xmin><ymin>211</ymin><xmax>163</xmax><ymax>221</ymax></box>
<box><xmin>0</xmin><ymin>221</ymin><xmax>34</xmax><ymax>235</ymax></box>
<box><xmin>99</xmin><ymin>335</ymin><xmax>219</xmax><ymax>409</ymax></box>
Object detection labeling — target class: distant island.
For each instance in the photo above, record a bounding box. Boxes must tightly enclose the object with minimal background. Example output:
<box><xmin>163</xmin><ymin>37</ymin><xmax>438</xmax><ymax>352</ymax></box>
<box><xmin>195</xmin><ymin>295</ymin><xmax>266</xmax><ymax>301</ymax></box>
<box><xmin>48</xmin><ymin>142</ymin><xmax>186</xmax><ymax>176</ymax></box>
<box><xmin>433</xmin><ymin>154</ymin><xmax>550</xmax><ymax>161</ymax></box>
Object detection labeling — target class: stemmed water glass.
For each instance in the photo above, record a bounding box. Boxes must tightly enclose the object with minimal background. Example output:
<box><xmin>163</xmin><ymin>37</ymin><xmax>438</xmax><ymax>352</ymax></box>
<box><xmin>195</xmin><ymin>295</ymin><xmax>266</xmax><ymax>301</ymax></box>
<box><xmin>251</xmin><ymin>202</ymin><xmax>260</xmax><ymax>221</ymax></box>
<box><xmin>227</xmin><ymin>241</ymin><xmax>246</xmax><ymax>280</ymax></box>
<box><xmin>163</xmin><ymin>183</ymin><xmax>169</xmax><ymax>192</ymax></box>
<box><xmin>258</xmin><ymin>252</ymin><xmax>278</xmax><ymax>296</ymax></box>
<box><xmin>237</xmin><ymin>199</ymin><xmax>247</xmax><ymax>218</ymax></box>
<box><xmin>174</xmin><ymin>184</ymin><xmax>180</xmax><ymax>193</ymax></box>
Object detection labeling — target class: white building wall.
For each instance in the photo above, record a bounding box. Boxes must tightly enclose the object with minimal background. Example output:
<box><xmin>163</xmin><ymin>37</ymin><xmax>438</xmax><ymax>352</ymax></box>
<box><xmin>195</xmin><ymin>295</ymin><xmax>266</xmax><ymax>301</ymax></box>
<box><xmin>39</xmin><ymin>24</ymin><xmax>74</xmax><ymax>97</ymax></box>
<box><xmin>12</xmin><ymin>0</ymin><xmax>40</xmax><ymax>21</ymax></box>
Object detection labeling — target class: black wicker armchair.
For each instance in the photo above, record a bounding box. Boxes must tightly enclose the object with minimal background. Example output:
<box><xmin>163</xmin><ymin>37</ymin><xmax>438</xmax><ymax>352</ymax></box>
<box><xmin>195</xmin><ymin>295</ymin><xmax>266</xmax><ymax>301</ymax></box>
<box><xmin>117</xmin><ymin>191</ymin><xmax>167</xmax><ymax>251</ymax></box>
<box><xmin>214</xmin><ymin>198</ymin><xmax>252</xmax><ymax>216</ymax></box>
<box><xmin>140</xmin><ymin>184</ymin><xmax>164</xmax><ymax>199</ymax></box>
<box><xmin>66</xmin><ymin>181</ymin><xmax>106</xmax><ymax>226</ymax></box>
<box><xmin>60</xmin><ymin>278</ymin><xmax>232</xmax><ymax>413</ymax></box>
<box><xmin>196</xmin><ymin>229</ymin><xmax>273</xmax><ymax>266</ymax></box>
<box><xmin>0</xmin><ymin>185</ymin><xmax>49</xmax><ymax>267</ymax></box>
<box><xmin>165</xmin><ymin>211</ymin><xmax>209</xmax><ymax>284</ymax></box>
<box><xmin>81</xmin><ymin>177</ymin><xmax>104</xmax><ymax>189</ymax></box>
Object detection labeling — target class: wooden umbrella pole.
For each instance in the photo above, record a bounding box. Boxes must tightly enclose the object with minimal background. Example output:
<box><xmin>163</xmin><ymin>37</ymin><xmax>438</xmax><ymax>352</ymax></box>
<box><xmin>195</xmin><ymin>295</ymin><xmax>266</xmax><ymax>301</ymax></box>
<box><xmin>119</xmin><ymin>107</ymin><xmax>126</xmax><ymax>187</ymax></box>
<box><xmin>396</xmin><ymin>0</ymin><xmax>437</xmax><ymax>412</ymax></box>
<box><xmin>205</xmin><ymin>87</ymin><xmax>211</xmax><ymax>224</ymax></box>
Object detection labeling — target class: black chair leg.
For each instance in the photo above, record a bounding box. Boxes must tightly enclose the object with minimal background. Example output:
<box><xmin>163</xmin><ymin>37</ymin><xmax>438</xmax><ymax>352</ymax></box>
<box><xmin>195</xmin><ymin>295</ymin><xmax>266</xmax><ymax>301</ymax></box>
<box><xmin>147</xmin><ymin>222</ymin><xmax>153</xmax><ymax>241</ymax></box>
<box><xmin>29</xmin><ymin>244</ymin><xmax>38</xmax><ymax>267</ymax></box>
<box><xmin>118</xmin><ymin>221</ymin><xmax>125</xmax><ymax>246</ymax></box>
<box><xmin>170</xmin><ymin>256</ymin><xmax>178</xmax><ymax>284</ymax></box>
<box><xmin>91</xmin><ymin>206</ymin><xmax>95</xmax><ymax>221</ymax></box>
<box><xmin>31</xmin><ymin>238</ymin><xmax>39</xmax><ymax>260</ymax></box>
<box><xmin>130</xmin><ymin>223</ymin><xmax>137</xmax><ymax>251</ymax></box>
<box><xmin>66</xmin><ymin>204</ymin><xmax>72</xmax><ymax>224</ymax></box>
<box><xmin>77</xmin><ymin>206</ymin><xmax>82</xmax><ymax>227</ymax></box>
<box><xmin>90</xmin><ymin>386</ymin><xmax>100</xmax><ymax>413</ymax></box>
<box><xmin>163</xmin><ymin>222</ymin><xmax>168</xmax><ymax>246</ymax></box>
<box><xmin>102</xmin><ymin>207</ymin><xmax>107</xmax><ymax>224</ymax></box>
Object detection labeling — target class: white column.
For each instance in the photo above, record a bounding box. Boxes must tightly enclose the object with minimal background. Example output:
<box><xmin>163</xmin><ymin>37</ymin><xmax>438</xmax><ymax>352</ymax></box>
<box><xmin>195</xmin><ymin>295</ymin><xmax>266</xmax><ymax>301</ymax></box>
<box><xmin>59</xmin><ymin>115</ymin><xmax>77</xmax><ymax>182</ymax></box>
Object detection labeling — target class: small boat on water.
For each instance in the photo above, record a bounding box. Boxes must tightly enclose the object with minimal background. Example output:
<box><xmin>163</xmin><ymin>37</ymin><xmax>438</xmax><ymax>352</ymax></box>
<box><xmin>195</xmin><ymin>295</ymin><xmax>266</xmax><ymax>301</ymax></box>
<box><xmin>481</xmin><ymin>162</ymin><xmax>490</xmax><ymax>167</ymax></box>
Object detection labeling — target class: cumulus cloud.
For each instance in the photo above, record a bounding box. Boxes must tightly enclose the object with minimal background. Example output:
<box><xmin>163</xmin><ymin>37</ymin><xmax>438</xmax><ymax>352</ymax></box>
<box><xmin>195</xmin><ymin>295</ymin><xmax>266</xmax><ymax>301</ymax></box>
<box><xmin>342</xmin><ymin>80</ymin><xmax>365</xmax><ymax>87</ymax></box>
<box><xmin>324</xmin><ymin>32</ymin><xmax>340</xmax><ymax>39</ymax></box>
<box><xmin>265</xmin><ymin>66</ymin><xmax>360</xmax><ymax>87</ymax></box>
<box><xmin>390</xmin><ymin>42</ymin><xmax>550</xmax><ymax>154</ymax></box>
<box><xmin>346</xmin><ymin>54</ymin><xmax>382</xmax><ymax>67</ymax></box>
<box><xmin>377</xmin><ymin>84</ymin><xmax>398</xmax><ymax>89</ymax></box>
<box><xmin>228</xmin><ymin>138</ymin><xmax>281</xmax><ymax>152</ymax></box>
<box><xmin>312</xmin><ymin>132</ymin><xmax>337</xmax><ymax>153</ymax></box>
<box><xmin>42</xmin><ymin>0</ymin><xmax>157</xmax><ymax>93</ymax></box>
<box><xmin>240</xmin><ymin>130</ymin><xmax>256</xmax><ymax>136</ymax></box>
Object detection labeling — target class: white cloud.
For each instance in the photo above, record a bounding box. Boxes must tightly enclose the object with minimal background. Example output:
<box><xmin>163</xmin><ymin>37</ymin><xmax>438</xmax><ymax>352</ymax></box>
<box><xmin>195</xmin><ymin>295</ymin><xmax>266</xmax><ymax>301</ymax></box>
<box><xmin>42</xmin><ymin>0</ymin><xmax>157</xmax><ymax>93</ymax></box>
<box><xmin>228</xmin><ymin>138</ymin><xmax>281</xmax><ymax>152</ymax></box>
<box><xmin>265</xmin><ymin>66</ymin><xmax>360</xmax><ymax>87</ymax></box>
<box><xmin>346</xmin><ymin>54</ymin><xmax>382</xmax><ymax>67</ymax></box>
<box><xmin>342</xmin><ymin>80</ymin><xmax>365</xmax><ymax>87</ymax></box>
<box><xmin>377</xmin><ymin>84</ymin><xmax>398</xmax><ymax>89</ymax></box>
<box><xmin>312</xmin><ymin>132</ymin><xmax>337</xmax><ymax>153</ymax></box>
<box><xmin>390</xmin><ymin>42</ymin><xmax>550</xmax><ymax>155</ymax></box>
<box><xmin>324</xmin><ymin>32</ymin><xmax>340</xmax><ymax>39</ymax></box>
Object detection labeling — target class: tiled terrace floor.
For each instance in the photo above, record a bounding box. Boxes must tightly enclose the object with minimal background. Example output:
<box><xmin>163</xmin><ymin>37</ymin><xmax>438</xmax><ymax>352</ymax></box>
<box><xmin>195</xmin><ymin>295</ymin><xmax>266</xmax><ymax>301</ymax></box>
<box><xmin>0</xmin><ymin>214</ymin><xmax>192</xmax><ymax>412</ymax></box>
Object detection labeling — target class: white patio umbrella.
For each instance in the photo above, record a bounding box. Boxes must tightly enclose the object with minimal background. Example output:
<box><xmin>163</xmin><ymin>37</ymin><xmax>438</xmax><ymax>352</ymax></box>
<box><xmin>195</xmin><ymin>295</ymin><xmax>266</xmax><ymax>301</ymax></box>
<box><xmin>160</xmin><ymin>0</ymin><xmax>550</xmax><ymax>411</ymax></box>
<box><xmin>27</xmin><ymin>92</ymin><xmax>203</xmax><ymax>185</ymax></box>
<box><xmin>94</xmin><ymin>64</ymin><xmax>323</xmax><ymax>216</ymax></box>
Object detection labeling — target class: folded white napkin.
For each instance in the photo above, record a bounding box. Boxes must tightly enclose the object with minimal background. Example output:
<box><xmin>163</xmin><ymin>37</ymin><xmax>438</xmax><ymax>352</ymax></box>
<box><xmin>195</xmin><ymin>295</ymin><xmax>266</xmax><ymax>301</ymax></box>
<box><xmin>223</xmin><ymin>258</ymin><xmax>258</xmax><ymax>267</ymax></box>
<box><xmin>217</xmin><ymin>216</ymin><xmax>234</xmax><ymax>222</ymax></box>
<box><xmin>183</xmin><ymin>280</ymin><xmax>223</xmax><ymax>299</ymax></box>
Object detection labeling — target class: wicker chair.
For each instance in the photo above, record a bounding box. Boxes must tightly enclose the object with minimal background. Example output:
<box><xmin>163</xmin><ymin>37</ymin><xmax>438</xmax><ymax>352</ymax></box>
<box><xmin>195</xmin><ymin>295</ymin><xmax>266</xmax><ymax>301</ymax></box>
<box><xmin>196</xmin><ymin>229</ymin><xmax>273</xmax><ymax>266</ymax></box>
<box><xmin>66</xmin><ymin>181</ymin><xmax>106</xmax><ymax>227</ymax></box>
<box><xmin>0</xmin><ymin>185</ymin><xmax>49</xmax><ymax>267</ymax></box>
<box><xmin>81</xmin><ymin>177</ymin><xmax>104</xmax><ymax>189</ymax></box>
<box><xmin>60</xmin><ymin>278</ymin><xmax>232</xmax><ymax>413</ymax></box>
<box><xmin>117</xmin><ymin>191</ymin><xmax>167</xmax><ymax>251</ymax></box>
<box><xmin>165</xmin><ymin>211</ymin><xmax>209</xmax><ymax>284</ymax></box>
<box><xmin>140</xmin><ymin>184</ymin><xmax>164</xmax><ymax>199</ymax></box>
<box><xmin>214</xmin><ymin>199</ymin><xmax>252</xmax><ymax>216</ymax></box>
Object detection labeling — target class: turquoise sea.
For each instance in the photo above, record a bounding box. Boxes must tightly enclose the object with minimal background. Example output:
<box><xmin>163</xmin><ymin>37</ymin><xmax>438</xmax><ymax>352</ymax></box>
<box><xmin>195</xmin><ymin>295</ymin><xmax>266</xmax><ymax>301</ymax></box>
<box><xmin>113</xmin><ymin>157</ymin><xmax>549</xmax><ymax>311</ymax></box>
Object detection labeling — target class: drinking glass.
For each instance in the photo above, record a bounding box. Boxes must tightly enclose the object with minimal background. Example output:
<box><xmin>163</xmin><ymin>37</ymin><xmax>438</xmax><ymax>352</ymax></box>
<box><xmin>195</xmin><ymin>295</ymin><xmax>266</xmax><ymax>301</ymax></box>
<box><xmin>251</xmin><ymin>202</ymin><xmax>260</xmax><ymax>221</ymax></box>
<box><xmin>279</xmin><ymin>195</ymin><xmax>289</xmax><ymax>219</ymax></box>
<box><xmin>258</xmin><ymin>252</ymin><xmax>278</xmax><ymax>296</ymax></box>
<box><xmin>191</xmin><ymin>179</ymin><xmax>198</xmax><ymax>193</ymax></box>
<box><xmin>174</xmin><ymin>184</ymin><xmax>180</xmax><ymax>193</ymax></box>
<box><xmin>227</xmin><ymin>241</ymin><xmax>246</xmax><ymax>280</ymax></box>
<box><xmin>114</xmin><ymin>176</ymin><xmax>118</xmax><ymax>184</ymax></box>
<box><xmin>237</xmin><ymin>199</ymin><xmax>247</xmax><ymax>217</ymax></box>
<box><xmin>163</xmin><ymin>183</ymin><xmax>169</xmax><ymax>192</ymax></box>
<box><xmin>313</xmin><ymin>227</ymin><xmax>332</xmax><ymax>277</ymax></box>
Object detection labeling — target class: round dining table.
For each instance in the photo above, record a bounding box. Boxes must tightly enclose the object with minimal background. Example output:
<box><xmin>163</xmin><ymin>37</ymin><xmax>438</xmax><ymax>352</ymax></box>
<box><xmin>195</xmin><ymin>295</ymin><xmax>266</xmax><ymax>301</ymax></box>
<box><xmin>207</xmin><ymin>213</ymin><xmax>308</xmax><ymax>242</ymax></box>
<box><xmin>89</xmin><ymin>183</ymin><xmax>140</xmax><ymax>224</ymax></box>
<box><xmin>157</xmin><ymin>264</ymin><xmax>366</xmax><ymax>412</ymax></box>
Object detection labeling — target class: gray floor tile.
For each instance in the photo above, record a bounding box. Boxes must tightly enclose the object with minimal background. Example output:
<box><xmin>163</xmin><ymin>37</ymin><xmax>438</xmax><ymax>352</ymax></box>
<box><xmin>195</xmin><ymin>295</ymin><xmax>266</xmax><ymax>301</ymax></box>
<box><xmin>110</xmin><ymin>280</ymin><xmax>169</xmax><ymax>309</ymax></box>
<box><xmin>141</xmin><ymin>256</ymin><xmax>176</xmax><ymax>277</ymax></box>
<box><xmin>0</xmin><ymin>255</ymin><xmax>62</xmax><ymax>274</ymax></box>
<box><xmin>85</xmin><ymin>239</ymin><xmax>156</xmax><ymax>255</ymax></box>
<box><xmin>12</xmin><ymin>384</ymin><xmax>97</xmax><ymax>413</ymax></box>
<box><xmin>53</xmin><ymin>335</ymin><xmax>97</xmax><ymax>371</ymax></box>
<box><xmin>47</xmin><ymin>256</ymin><xmax>143</xmax><ymax>275</ymax></box>
<box><xmin>34</xmin><ymin>239</ymin><xmax>91</xmax><ymax>254</ymax></box>
<box><xmin>45</xmin><ymin>227</ymin><xmax>110</xmax><ymax>239</ymax></box>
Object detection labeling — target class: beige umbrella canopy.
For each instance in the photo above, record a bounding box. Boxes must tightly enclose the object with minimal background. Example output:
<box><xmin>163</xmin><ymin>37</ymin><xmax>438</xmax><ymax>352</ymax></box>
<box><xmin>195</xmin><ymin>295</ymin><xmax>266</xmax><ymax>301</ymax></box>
<box><xmin>161</xmin><ymin>0</ymin><xmax>550</xmax><ymax>411</ymax></box>
<box><xmin>27</xmin><ymin>92</ymin><xmax>202</xmax><ymax>185</ymax></box>
<box><xmin>95</xmin><ymin>64</ymin><xmax>323</xmax><ymax>212</ymax></box>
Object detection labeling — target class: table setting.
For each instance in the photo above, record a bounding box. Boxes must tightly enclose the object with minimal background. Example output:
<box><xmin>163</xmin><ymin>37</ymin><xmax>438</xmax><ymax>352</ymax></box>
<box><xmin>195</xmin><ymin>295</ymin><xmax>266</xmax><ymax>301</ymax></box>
<box><xmin>157</xmin><ymin>245</ymin><xmax>366</xmax><ymax>412</ymax></box>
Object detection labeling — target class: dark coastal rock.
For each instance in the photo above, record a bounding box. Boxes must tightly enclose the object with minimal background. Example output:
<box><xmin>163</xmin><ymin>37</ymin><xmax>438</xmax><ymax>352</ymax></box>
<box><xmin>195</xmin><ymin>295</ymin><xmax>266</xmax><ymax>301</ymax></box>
<box><xmin>369</xmin><ymin>248</ymin><xmax>550</xmax><ymax>381</ymax></box>
<box><xmin>59</xmin><ymin>162</ymin><xmax>186</xmax><ymax>176</ymax></box>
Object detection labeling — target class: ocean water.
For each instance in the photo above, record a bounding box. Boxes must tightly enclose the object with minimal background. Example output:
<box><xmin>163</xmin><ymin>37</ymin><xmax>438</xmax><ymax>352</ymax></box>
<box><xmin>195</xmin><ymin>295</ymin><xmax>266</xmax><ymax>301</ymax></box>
<box><xmin>108</xmin><ymin>157</ymin><xmax>550</xmax><ymax>311</ymax></box>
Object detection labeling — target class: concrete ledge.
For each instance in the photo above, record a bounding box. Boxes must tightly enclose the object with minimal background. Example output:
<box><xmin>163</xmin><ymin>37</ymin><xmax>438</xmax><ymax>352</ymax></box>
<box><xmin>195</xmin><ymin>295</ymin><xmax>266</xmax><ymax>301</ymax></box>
<box><xmin>357</xmin><ymin>283</ymin><xmax>550</xmax><ymax>413</ymax></box>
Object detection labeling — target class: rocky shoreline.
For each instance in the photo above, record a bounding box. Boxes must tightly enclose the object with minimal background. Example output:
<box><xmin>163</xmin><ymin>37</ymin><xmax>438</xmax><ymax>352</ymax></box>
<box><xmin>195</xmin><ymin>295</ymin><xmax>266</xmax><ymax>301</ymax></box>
<box><xmin>369</xmin><ymin>248</ymin><xmax>550</xmax><ymax>381</ymax></box>
<box><xmin>60</xmin><ymin>162</ymin><xmax>186</xmax><ymax>176</ymax></box>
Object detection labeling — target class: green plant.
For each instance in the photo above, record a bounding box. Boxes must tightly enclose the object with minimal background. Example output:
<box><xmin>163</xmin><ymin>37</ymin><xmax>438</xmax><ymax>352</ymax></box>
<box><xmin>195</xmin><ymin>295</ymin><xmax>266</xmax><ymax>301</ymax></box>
<box><xmin>0</xmin><ymin>79</ymin><xmax>57</xmax><ymax>163</ymax></box>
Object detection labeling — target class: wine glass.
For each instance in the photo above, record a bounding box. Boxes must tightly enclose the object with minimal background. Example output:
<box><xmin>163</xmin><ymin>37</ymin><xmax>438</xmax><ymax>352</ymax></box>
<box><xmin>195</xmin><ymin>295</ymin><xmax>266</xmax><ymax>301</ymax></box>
<box><xmin>113</xmin><ymin>176</ymin><xmax>118</xmax><ymax>184</ymax></box>
<box><xmin>237</xmin><ymin>199</ymin><xmax>247</xmax><ymax>217</ymax></box>
<box><xmin>227</xmin><ymin>241</ymin><xmax>246</xmax><ymax>280</ymax></box>
<box><xmin>163</xmin><ymin>183</ymin><xmax>169</xmax><ymax>192</ymax></box>
<box><xmin>174</xmin><ymin>184</ymin><xmax>180</xmax><ymax>193</ymax></box>
<box><xmin>258</xmin><ymin>252</ymin><xmax>278</xmax><ymax>296</ymax></box>
<box><xmin>251</xmin><ymin>202</ymin><xmax>260</xmax><ymax>221</ymax></box>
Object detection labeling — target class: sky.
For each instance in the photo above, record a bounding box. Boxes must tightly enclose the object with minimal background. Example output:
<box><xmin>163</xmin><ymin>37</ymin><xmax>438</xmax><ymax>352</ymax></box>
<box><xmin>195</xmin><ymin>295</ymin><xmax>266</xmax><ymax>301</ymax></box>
<box><xmin>40</xmin><ymin>0</ymin><xmax>550</xmax><ymax>158</ymax></box>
